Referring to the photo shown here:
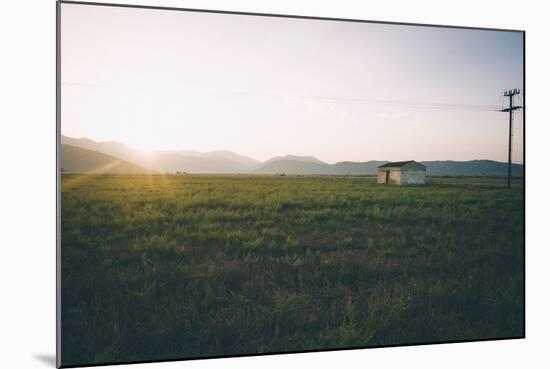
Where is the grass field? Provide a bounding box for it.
[61,174,524,366]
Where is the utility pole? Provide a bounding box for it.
[500,89,522,188]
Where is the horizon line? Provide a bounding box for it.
[60,134,524,165]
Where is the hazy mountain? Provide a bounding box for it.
[422,160,523,177]
[170,150,260,166]
[332,161,387,175]
[254,158,523,176]
[254,160,386,175]
[200,150,260,167]
[261,155,327,166]
[170,150,204,157]
[254,159,332,175]
[61,144,154,174]
[62,135,259,173]
[61,135,142,164]
[61,135,523,176]
[144,151,255,173]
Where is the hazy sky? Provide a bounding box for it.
[61,3,524,163]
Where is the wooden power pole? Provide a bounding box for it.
[500,89,522,188]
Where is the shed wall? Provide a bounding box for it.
[377,169,401,185]
[401,170,426,185]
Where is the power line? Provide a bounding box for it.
[297,96,499,111]
[203,90,500,111]
[62,81,502,112]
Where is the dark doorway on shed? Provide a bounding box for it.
[385,171,390,184]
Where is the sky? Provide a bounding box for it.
[60,3,524,164]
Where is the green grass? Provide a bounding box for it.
[61,174,524,366]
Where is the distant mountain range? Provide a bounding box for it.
[61,144,155,174]
[60,135,524,177]
[253,159,387,175]
[61,135,258,174]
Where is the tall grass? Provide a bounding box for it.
[61,175,524,365]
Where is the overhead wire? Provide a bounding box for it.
[62,81,515,113]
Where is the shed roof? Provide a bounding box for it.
[378,160,425,169]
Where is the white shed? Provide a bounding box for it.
[377,160,426,185]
